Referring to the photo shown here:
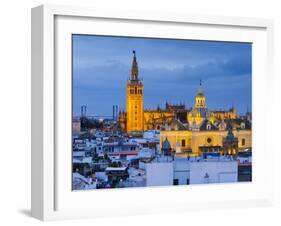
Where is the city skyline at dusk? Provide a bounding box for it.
[72,34,252,190]
[73,35,252,117]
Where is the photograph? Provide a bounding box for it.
[71,35,252,190]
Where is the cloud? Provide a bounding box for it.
[72,35,252,116]
[138,54,251,85]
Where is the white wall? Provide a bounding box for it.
[173,158,190,185]
[146,162,173,186]
[0,0,280,226]
[189,161,238,184]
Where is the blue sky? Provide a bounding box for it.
[72,35,252,117]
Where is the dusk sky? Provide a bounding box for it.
[72,35,252,117]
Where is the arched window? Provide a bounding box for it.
[242,138,246,146]
[135,87,137,94]
[241,122,245,129]
[206,123,211,130]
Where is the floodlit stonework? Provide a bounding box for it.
[119,51,251,156]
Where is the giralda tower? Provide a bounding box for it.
[126,51,144,132]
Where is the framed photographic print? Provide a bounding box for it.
[31,4,274,221]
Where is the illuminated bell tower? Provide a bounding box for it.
[126,51,144,132]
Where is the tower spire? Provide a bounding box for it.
[197,79,203,96]
[131,50,139,81]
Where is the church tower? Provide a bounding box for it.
[222,125,238,158]
[187,80,211,128]
[195,80,206,108]
[126,51,144,132]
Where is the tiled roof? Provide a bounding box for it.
[199,119,218,131]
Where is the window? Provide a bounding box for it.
[135,87,137,94]
[241,122,245,129]
[181,139,186,147]
[173,179,179,185]
[207,137,212,143]
[186,179,190,185]
[206,123,211,130]
[242,138,246,146]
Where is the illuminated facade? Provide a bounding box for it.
[143,111,175,131]
[160,128,251,156]
[120,50,251,155]
[160,82,252,156]
[212,108,237,120]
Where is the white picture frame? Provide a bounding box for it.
[31,4,274,221]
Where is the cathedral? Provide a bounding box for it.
[160,78,251,156]
[119,51,179,133]
[118,51,252,156]
[119,51,241,139]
